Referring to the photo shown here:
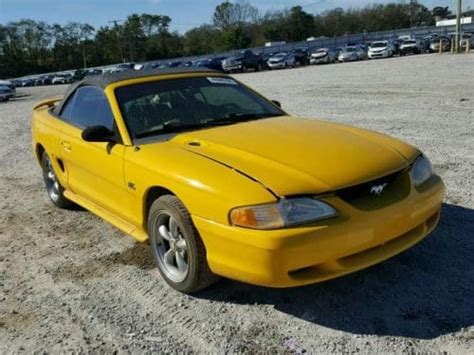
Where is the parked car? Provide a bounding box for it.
[86,69,103,76]
[0,85,14,101]
[419,37,431,53]
[0,80,16,95]
[32,67,445,293]
[391,39,402,55]
[34,75,53,86]
[168,61,183,68]
[429,37,450,53]
[357,44,368,59]
[291,48,309,66]
[368,41,394,59]
[143,62,161,70]
[72,69,86,82]
[400,39,422,55]
[338,46,364,62]
[262,51,278,69]
[222,50,264,73]
[309,48,337,64]
[52,75,72,85]
[195,57,226,72]
[267,52,296,69]
[461,33,473,50]
[111,63,135,73]
[21,79,35,87]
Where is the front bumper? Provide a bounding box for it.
[268,61,286,69]
[400,47,418,54]
[310,56,328,64]
[222,64,242,72]
[339,56,358,62]
[194,175,445,287]
[368,51,389,58]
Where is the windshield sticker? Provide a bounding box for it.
[206,77,237,85]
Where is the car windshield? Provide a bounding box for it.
[371,42,387,48]
[403,40,416,44]
[115,76,285,140]
[344,47,356,52]
[273,53,286,58]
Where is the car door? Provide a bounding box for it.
[58,85,131,222]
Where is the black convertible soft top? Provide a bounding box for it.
[76,67,218,89]
[55,67,219,114]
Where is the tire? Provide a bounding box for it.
[148,195,219,293]
[41,152,75,209]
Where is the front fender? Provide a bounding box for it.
[124,144,276,232]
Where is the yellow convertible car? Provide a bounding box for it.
[32,68,445,293]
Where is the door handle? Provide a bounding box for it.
[61,141,71,151]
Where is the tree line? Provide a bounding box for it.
[0,1,449,78]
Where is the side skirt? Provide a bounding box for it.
[63,190,148,242]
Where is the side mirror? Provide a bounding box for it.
[82,125,114,142]
[271,100,281,108]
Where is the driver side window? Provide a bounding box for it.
[60,86,115,131]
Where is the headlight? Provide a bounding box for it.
[411,155,433,187]
[229,198,337,229]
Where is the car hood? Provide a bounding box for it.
[168,116,419,196]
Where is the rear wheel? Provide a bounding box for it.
[148,195,219,293]
[41,152,74,209]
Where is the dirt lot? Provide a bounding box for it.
[1,53,473,353]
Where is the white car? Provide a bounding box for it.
[368,41,394,59]
[52,75,71,85]
[267,52,296,69]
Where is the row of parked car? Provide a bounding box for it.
[6,32,472,90]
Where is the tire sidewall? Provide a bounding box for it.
[148,197,201,293]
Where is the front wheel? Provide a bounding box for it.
[148,195,219,293]
[41,152,75,209]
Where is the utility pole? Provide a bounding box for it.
[82,44,87,69]
[455,0,462,53]
[109,19,125,63]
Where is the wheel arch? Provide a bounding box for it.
[143,186,176,232]
[35,143,45,165]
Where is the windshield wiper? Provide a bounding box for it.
[205,112,283,125]
[135,122,209,138]
[134,113,284,139]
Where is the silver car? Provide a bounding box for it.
[267,52,296,69]
[310,48,337,64]
[338,46,364,62]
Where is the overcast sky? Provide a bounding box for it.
[1,0,472,32]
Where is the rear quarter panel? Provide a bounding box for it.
[32,106,69,188]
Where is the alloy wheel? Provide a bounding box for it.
[154,213,189,283]
[45,158,60,202]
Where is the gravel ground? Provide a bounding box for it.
[1,53,473,353]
